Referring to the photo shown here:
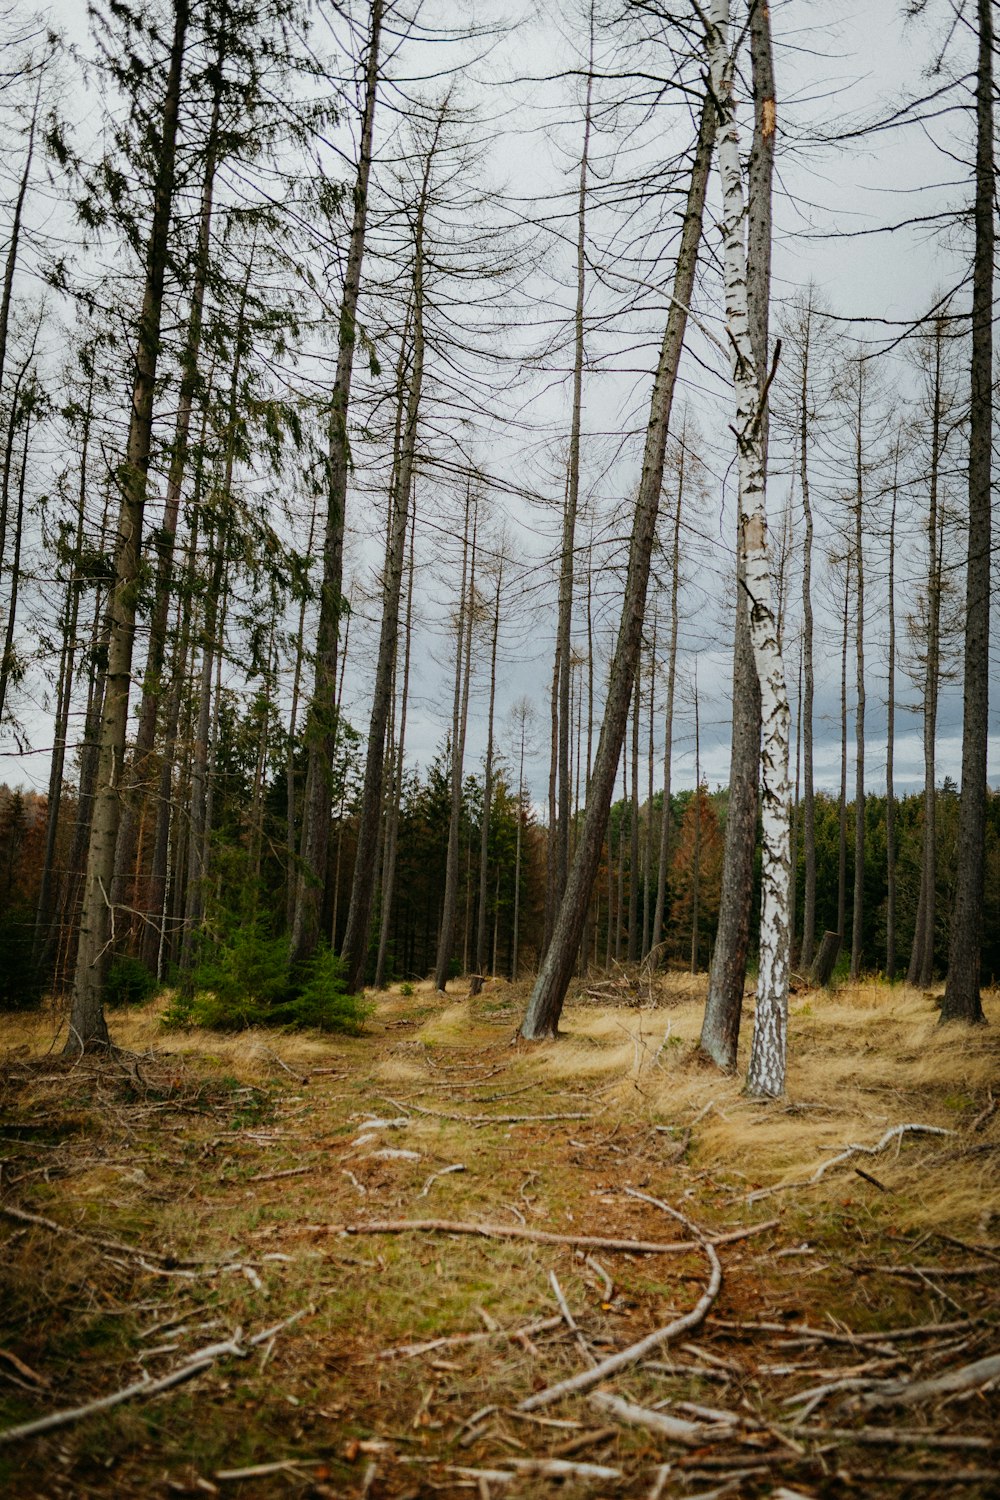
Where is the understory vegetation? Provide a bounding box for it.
[1,978,997,1495]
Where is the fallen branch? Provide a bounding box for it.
[377,1093,596,1126]
[0,1203,225,1269]
[589,1390,733,1445]
[709,1316,977,1347]
[316,1216,774,1257]
[747,1124,953,1202]
[794,1426,996,1452]
[518,1195,722,1411]
[550,1270,596,1367]
[0,1310,309,1445]
[378,1315,563,1360]
[856,1353,1000,1411]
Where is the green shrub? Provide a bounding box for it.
[163,925,368,1035]
[400,981,414,997]
[272,947,370,1034]
[105,956,158,1008]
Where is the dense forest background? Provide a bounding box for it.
[0,0,997,1028]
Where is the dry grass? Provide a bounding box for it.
[0,976,998,1497]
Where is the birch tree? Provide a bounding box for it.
[706,0,791,1098]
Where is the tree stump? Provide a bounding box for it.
[810,930,841,987]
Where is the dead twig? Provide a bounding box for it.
[747,1123,953,1202]
[854,1352,1000,1411]
[317,1215,774,1257]
[377,1093,597,1126]
[549,1269,596,1367]
[0,1309,310,1445]
[518,1194,722,1411]
[589,1391,734,1445]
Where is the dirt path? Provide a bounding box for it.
[1,981,998,1497]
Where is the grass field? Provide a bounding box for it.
[1,974,997,1497]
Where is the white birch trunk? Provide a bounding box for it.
[707,0,791,1098]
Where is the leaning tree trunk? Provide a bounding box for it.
[520,92,715,1039]
[68,0,189,1051]
[708,0,791,1099]
[699,0,773,1069]
[292,0,383,969]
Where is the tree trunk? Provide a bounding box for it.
[520,91,715,1038]
[476,556,503,974]
[942,0,992,1025]
[375,494,415,989]
[799,306,817,968]
[434,497,476,991]
[292,0,383,968]
[35,371,94,976]
[68,0,189,1050]
[708,0,791,1099]
[885,442,899,980]
[554,30,594,918]
[341,139,430,992]
[113,42,224,924]
[700,0,774,1069]
[651,452,682,957]
[850,370,866,981]
[627,664,640,962]
[909,319,945,989]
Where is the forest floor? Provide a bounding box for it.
[0,974,998,1500]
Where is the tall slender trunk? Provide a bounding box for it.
[293,0,383,968]
[837,563,849,948]
[789,639,801,963]
[35,372,94,974]
[909,321,945,989]
[521,93,715,1038]
[942,0,992,1025]
[850,373,866,981]
[179,266,250,970]
[799,308,817,967]
[690,673,701,973]
[114,35,225,920]
[708,0,790,1098]
[0,380,36,723]
[375,494,415,989]
[476,556,503,974]
[699,0,773,1069]
[285,500,317,930]
[68,0,189,1050]
[642,612,656,958]
[627,664,640,961]
[511,717,526,981]
[342,137,431,991]
[0,71,40,398]
[886,445,899,980]
[554,23,594,914]
[651,451,682,956]
[434,497,476,991]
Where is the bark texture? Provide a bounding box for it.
[708,0,791,1099]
